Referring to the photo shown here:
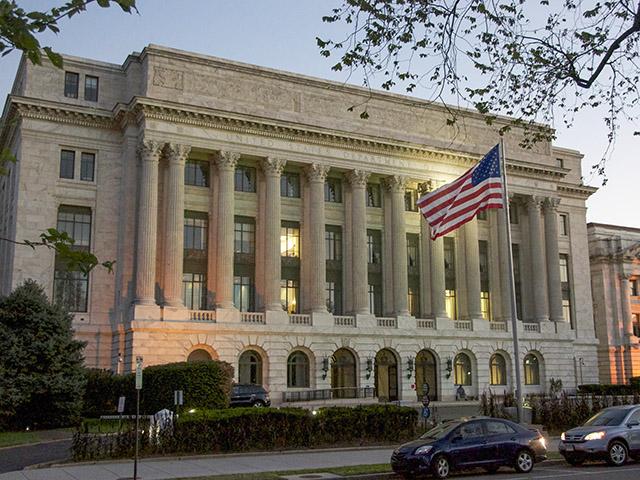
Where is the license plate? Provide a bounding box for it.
[566,445,575,451]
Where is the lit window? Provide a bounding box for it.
[182,272,206,310]
[84,75,99,102]
[60,150,75,179]
[454,353,472,386]
[490,354,507,385]
[287,351,310,388]
[64,72,79,98]
[185,160,209,187]
[80,153,95,182]
[281,172,300,198]
[479,240,491,319]
[280,278,299,314]
[445,290,457,320]
[281,224,300,257]
[366,183,381,207]
[324,177,342,203]
[444,237,457,319]
[235,166,256,192]
[408,286,420,317]
[524,354,540,385]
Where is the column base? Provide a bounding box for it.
[265,310,289,325]
[435,316,454,330]
[132,303,162,321]
[311,311,333,327]
[265,303,284,312]
[162,305,188,321]
[355,314,376,328]
[215,307,240,323]
[472,318,491,331]
[397,315,414,330]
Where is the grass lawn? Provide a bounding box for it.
[174,463,393,480]
[0,431,40,448]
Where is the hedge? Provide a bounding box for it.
[82,361,233,416]
[72,404,419,460]
[577,383,640,395]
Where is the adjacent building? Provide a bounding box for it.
[0,45,599,402]
[588,223,640,384]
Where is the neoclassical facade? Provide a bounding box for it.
[0,45,599,403]
[588,223,640,384]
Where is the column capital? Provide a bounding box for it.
[620,272,633,281]
[382,174,408,193]
[214,151,241,171]
[304,163,330,183]
[418,180,434,195]
[346,169,370,188]
[165,143,191,165]
[525,195,544,210]
[261,157,287,177]
[137,139,163,163]
[542,197,561,212]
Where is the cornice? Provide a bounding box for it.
[5,96,115,130]
[557,183,598,199]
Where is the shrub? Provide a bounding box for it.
[577,384,638,395]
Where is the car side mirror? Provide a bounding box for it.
[627,421,639,428]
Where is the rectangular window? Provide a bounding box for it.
[407,233,419,268]
[477,210,488,221]
[184,212,208,251]
[560,254,573,325]
[280,172,300,198]
[404,190,418,212]
[444,237,457,319]
[366,183,381,207]
[556,158,564,169]
[509,200,519,224]
[280,278,299,314]
[57,205,91,247]
[324,177,342,203]
[408,286,420,317]
[235,166,256,192]
[633,314,640,338]
[60,150,75,179]
[233,275,255,312]
[64,72,79,98]
[182,272,206,310]
[281,222,300,257]
[185,160,210,187]
[325,226,342,261]
[80,152,95,182]
[479,240,491,320]
[367,229,382,264]
[368,283,382,316]
[631,279,639,297]
[559,214,569,236]
[512,244,522,320]
[84,75,99,102]
[326,280,342,314]
[234,217,255,254]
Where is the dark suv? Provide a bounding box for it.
[230,384,271,407]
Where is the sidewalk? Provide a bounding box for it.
[0,437,561,480]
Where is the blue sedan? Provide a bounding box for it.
[390,417,547,479]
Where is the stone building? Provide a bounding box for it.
[588,223,640,384]
[0,45,599,403]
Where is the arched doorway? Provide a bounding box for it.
[415,349,438,401]
[238,350,263,385]
[331,348,357,398]
[187,349,212,362]
[375,349,398,402]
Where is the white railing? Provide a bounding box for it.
[523,322,540,333]
[241,312,265,324]
[189,310,216,322]
[377,317,397,328]
[454,320,473,331]
[490,322,507,332]
[334,315,356,327]
[289,314,312,326]
[417,319,435,329]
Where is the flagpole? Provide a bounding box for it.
[499,138,524,424]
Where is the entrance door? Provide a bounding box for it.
[415,349,438,401]
[375,349,398,402]
[331,348,357,398]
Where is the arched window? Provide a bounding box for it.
[454,353,472,386]
[239,350,263,385]
[524,354,540,385]
[187,349,212,362]
[490,354,507,385]
[287,351,310,388]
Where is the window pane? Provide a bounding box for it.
[235,166,256,192]
[281,173,300,198]
[60,150,75,179]
[281,225,300,257]
[80,153,95,181]
[64,72,79,98]
[185,160,210,187]
[84,75,99,101]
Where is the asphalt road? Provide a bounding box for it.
[0,439,71,473]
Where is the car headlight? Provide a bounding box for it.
[414,445,433,455]
[538,437,547,449]
[584,431,606,441]
[560,432,566,441]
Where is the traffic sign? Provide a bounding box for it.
[422,406,431,419]
[117,396,125,413]
[174,390,184,406]
[135,356,143,390]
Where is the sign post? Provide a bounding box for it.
[174,389,183,418]
[133,356,143,480]
[117,396,125,432]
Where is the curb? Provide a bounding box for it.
[0,437,71,451]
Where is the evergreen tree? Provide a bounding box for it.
[0,280,86,430]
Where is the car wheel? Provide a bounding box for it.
[252,400,265,408]
[431,455,450,479]
[607,441,628,466]
[566,457,584,466]
[514,449,534,473]
[484,466,500,474]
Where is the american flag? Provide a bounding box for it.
[418,145,503,240]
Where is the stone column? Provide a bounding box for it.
[430,233,448,318]
[163,143,191,307]
[261,157,286,311]
[621,273,635,339]
[497,202,513,321]
[543,198,564,322]
[214,151,240,309]
[304,164,331,313]
[346,169,370,315]
[135,139,163,305]
[526,196,549,321]
[418,183,432,318]
[463,219,482,319]
[383,175,409,316]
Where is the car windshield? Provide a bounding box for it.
[420,422,460,440]
[584,409,628,426]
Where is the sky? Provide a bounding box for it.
[1,0,637,228]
